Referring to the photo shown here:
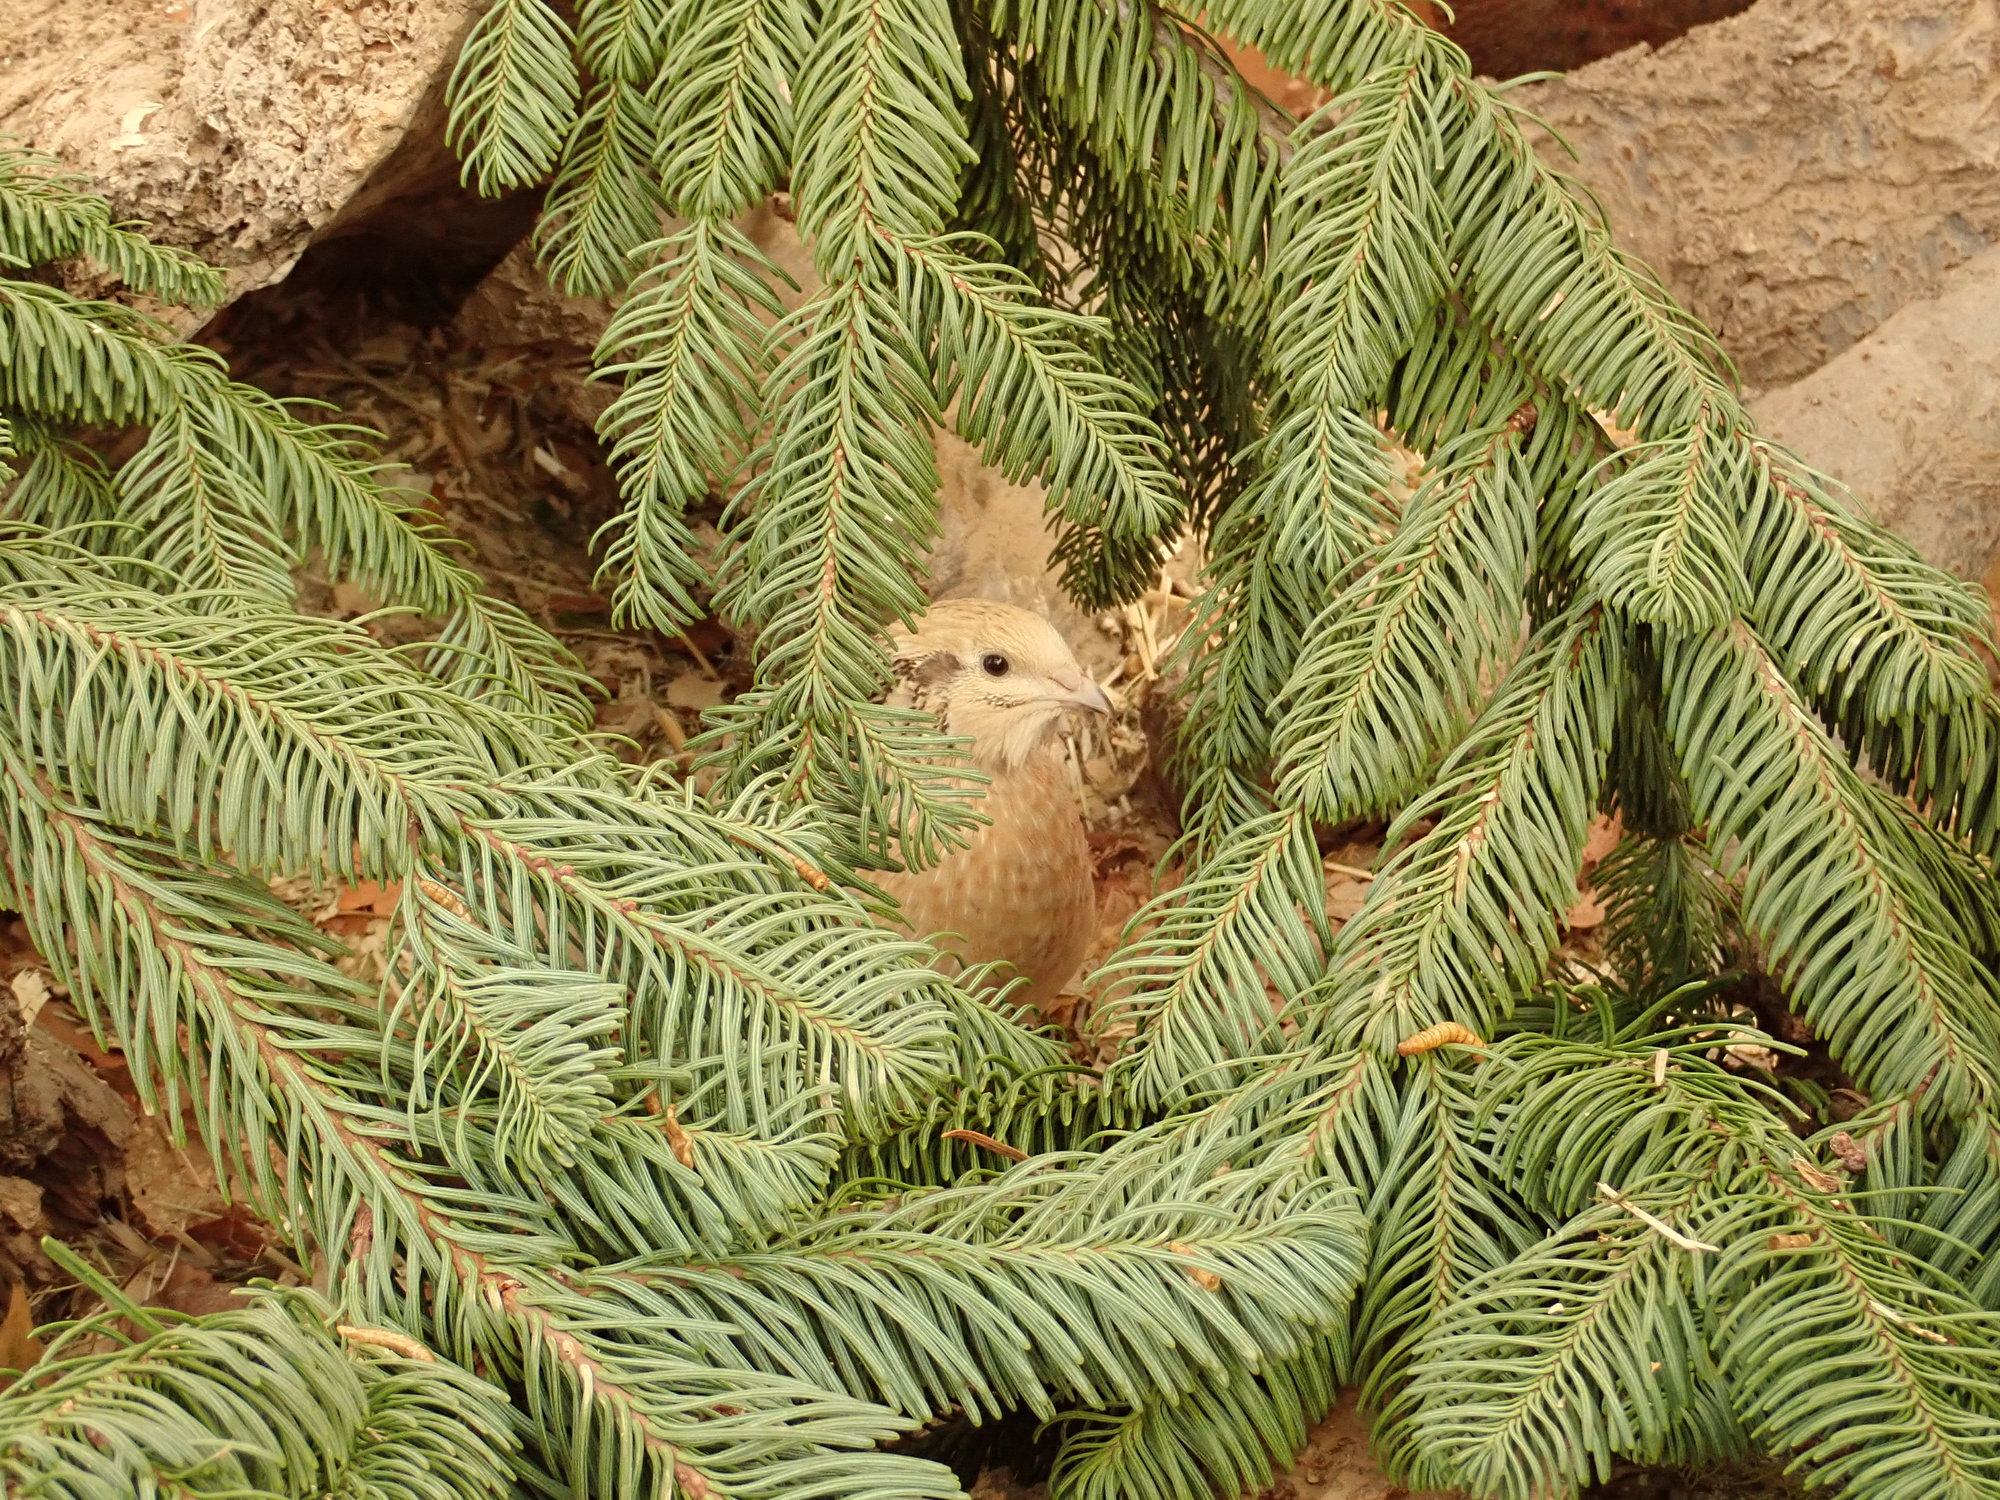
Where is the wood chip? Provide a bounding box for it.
[941,1129,1027,1162]
[337,1324,437,1362]
[666,672,726,710]
[1168,1242,1222,1291]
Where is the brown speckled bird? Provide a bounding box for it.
[875,599,1111,1013]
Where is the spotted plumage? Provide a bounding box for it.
[877,599,1110,1013]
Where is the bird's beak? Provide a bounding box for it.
[1063,680,1113,717]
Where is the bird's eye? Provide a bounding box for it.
[981,653,1010,678]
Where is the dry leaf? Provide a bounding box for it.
[1564,892,1607,930]
[125,1115,226,1239]
[329,581,377,615]
[1829,1131,1868,1173]
[1589,406,1644,449]
[334,881,401,918]
[8,970,49,1026]
[1581,813,1623,864]
[1325,878,1369,922]
[0,1285,42,1383]
[666,673,726,711]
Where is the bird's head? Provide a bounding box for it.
[890,599,1112,773]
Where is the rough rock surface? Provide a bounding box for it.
[1753,243,2000,582]
[1513,0,2000,391]
[1427,0,1757,78]
[0,0,492,325]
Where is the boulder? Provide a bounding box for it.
[1753,242,2000,583]
[0,0,499,327]
[1512,0,2000,390]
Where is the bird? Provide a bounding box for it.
[874,598,1111,1014]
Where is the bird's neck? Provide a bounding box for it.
[968,728,1066,779]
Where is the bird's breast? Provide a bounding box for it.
[877,750,1095,1013]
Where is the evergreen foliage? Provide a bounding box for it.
[1,0,1998,1492]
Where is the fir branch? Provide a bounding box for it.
[0,761,982,1500]
[577,0,671,81]
[0,147,227,308]
[1475,1029,1796,1224]
[446,0,582,196]
[1328,1059,1542,1410]
[0,1271,516,1500]
[190,378,596,729]
[1272,418,1538,824]
[1709,1175,2000,1500]
[1906,1118,2000,1305]
[0,588,527,884]
[2,418,127,555]
[791,0,971,276]
[536,78,669,298]
[1744,439,1993,721]
[978,0,1281,268]
[605,1121,1364,1426]
[1264,56,1455,413]
[547,1109,842,1261]
[113,397,299,603]
[709,276,982,866]
[1573,409,1750,632]
[1169,410,1397,807]
[1197,0,1440,96]
[1306,608,1620,1057]
[1594,832,1738,996]
[0,281,185,425]
[896,234,1182,605]
[592,220,788,633]
[1445,85,1737,438]
[3,281,592,726]
[1848,691,2000,863]
[1392,1192,1723,1498]
[1662,621,2000,1117]
[1048,1333,1342,1500]
[440,789,964,1139]
[1093,805,1327,1111]
[654,0,810,218]
[390,885,624,1177]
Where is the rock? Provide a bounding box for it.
[1513,0,2000,390]
[1752,243,2000,582]
[0,0,499,328]
[1435,0,1757,78]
